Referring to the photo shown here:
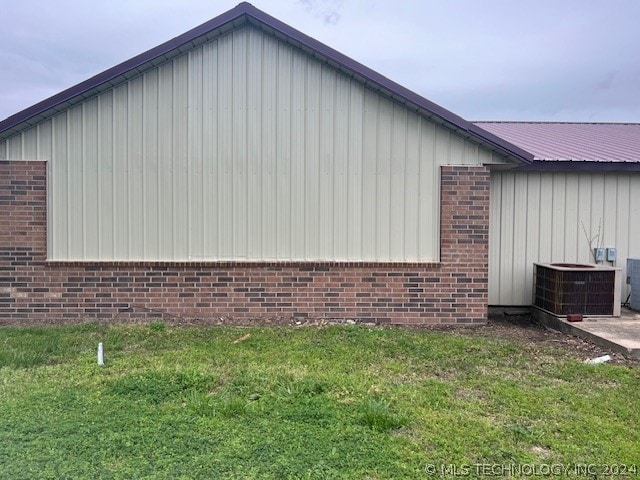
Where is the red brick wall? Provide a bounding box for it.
[0,161,489,325]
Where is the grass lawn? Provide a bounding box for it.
[1,323,639,479]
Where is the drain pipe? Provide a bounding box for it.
[97,342,104,366]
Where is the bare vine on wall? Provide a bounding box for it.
[581,218,603,263]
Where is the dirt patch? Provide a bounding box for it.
[473,314,638,366]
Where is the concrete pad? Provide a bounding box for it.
[533,307,640,359]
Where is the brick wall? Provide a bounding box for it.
[0,161,489,325]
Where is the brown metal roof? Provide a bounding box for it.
[475,122,640,163]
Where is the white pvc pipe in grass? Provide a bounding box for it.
[97,342,104,366]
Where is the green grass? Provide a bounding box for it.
[0,323,639,479]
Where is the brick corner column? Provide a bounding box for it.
[440,165,490,323]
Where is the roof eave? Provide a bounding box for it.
[0,3,254,138]
[514,160,640,172]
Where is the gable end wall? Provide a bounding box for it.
[0,25,509,264]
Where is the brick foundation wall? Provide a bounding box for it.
[0,161,489,325]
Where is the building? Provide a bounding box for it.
[477,122,640,308]
[4,3,636,325]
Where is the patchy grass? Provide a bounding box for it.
[0,323,638,479]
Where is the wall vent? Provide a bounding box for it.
[533,263,622,316]
[628,258,640,312]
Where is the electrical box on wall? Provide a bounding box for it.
[607,248,616,262]
[594,247,605,262]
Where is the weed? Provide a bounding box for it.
[359,397,408,432]
[217,395,248,417]
[148,321,167,332]
[107,370,216,404]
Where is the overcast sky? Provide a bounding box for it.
[2,0,639,123]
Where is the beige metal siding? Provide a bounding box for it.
[490,170,640,305]
[3,26,508,261]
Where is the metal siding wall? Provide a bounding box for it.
[202,41,219,259]
[52,114,68,259]
[361,88,377,259]
[98,93,114,259]
[246,32,261,258]
[418,121,437,259]
[629,179,640,274]
[7,135,22,158]
[403,112,420,257]
[334,74,350,257]
[113,83,129,259]
[488,173,502,303]
[616,177,631,276]
[375,96,392,259]
[5,25,505,261]
[390,104,407,259]
[318,65,333,259]
[490,170,640,305]
[83,98,99,260]
[524,173,541,298]
[157,63,174,259]
[277,40,293,258]
[232,30,248,259]
[143,69,160,259]
[290,48,306,259]
[67,105,84,258]
[172,55,189,259]
[261,34,277,258]
[304,55,321,258]
[23,128,38,158]
[186,52,198,258]
[346,81,364,258]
